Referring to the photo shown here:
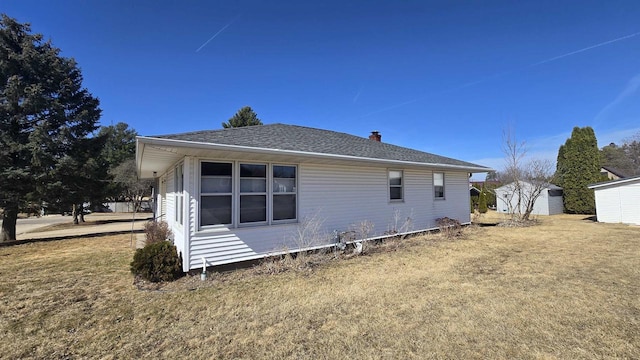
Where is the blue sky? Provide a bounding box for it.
[5,0,640,177]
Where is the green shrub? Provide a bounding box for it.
[478,189,488,213]
[130,241,183,282]
[143,220,173,245]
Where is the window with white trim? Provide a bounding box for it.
[199,162,297,228]
[273,165,296,221]
[434,172,445,199]
[200,162,233,226]
[240,163,267,224]
[174,163,184,225]
[389,170,403,201]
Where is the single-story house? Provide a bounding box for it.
[136,124,490,272]
[495,181,563,216]
[588,175,640,225]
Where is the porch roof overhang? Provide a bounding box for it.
[136,136,493,179]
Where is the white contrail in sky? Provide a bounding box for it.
[529,31,640,67]
[195,16,240,52]
[353,86,364,103]
[594,72,640,123]
[360,31,640,118]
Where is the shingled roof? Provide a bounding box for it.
[149,123,488,170]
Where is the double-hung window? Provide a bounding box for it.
[239,164,267,224]
[434,172,445,199]
[273,165,296,221]
[389,170,403,201]
[200,162,233,226]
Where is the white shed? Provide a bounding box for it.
[495,181,564,216]
[136,124,491,271]
[588,176,640,225]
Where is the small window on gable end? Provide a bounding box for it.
[434,172,444,199]
[389,170,403,201]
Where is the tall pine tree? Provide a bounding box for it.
[555,127,600,214]
[478,188,488,214]
[221,106,263,128]
[0,15,101,240]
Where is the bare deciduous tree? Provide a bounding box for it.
[501,128,555,222]
[111,159,153,212]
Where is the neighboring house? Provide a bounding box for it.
[495,182,564,216]
[588,175,640,225]
[600,166,629,180]
[136,124,490,272]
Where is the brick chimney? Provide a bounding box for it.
[369,131,381,142]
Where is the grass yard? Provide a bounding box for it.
[1,213,639,359]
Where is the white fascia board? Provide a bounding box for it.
[588,175,640,189]
[136,136,493,173]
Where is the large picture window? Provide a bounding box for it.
[434,172,445,199]
[201,162,233,226]
[389,170,403,201]
[199,161,297,228]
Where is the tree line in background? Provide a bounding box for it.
[600,134,640,177]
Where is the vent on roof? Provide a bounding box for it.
[369,131,381,142]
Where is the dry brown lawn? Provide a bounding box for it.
[1,212,639,359]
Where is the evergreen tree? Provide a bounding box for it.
[478,188,488,214]
[47,136,108,223]
[555,144,566,188]
[555,127,600,214]
[98,122,139,201]
[485,171,499,182]
[221,106,263,128]
[0,15,101,240]
[98,122,138,168]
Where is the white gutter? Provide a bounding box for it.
[137,136,493,173]
[588,175,640,189]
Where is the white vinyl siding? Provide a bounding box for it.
[593,181,640,225]
[184,161,472,270]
